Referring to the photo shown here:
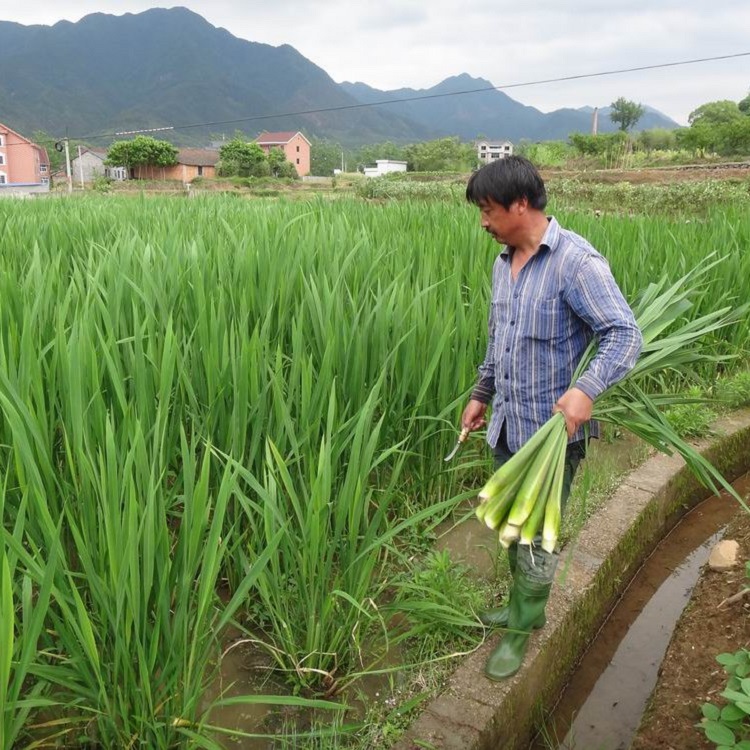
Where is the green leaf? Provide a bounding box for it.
[721,704,747,722]
[703,703,722,720]
[719,653,741,666]
[704,720,736,745]
[720,689,748,704]
[741,677,750,695]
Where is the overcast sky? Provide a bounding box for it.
[5,1,750,125]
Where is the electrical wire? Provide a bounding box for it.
[1,51,748,147]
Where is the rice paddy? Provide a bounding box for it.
[1,190,749,748]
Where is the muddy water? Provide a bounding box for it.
[206,637,403,748]
[531,473,750,750]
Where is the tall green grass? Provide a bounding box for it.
[0,194,748,745]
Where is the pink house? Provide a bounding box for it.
[0,122,50,188]
[255,131,311,177]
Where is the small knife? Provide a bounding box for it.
[444,427,470,462]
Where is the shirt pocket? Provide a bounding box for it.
[521,296,565,341]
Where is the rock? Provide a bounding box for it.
[709,540,740,571]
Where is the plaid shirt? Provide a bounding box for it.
[472,217,642,453]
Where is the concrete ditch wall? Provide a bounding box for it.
[393,409,750,750]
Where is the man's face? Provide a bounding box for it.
[478,197,523,246]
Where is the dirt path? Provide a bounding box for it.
[631,508,750,749]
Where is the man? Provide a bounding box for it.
[461,156,642,680]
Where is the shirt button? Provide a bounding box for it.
[510,320,516,326]
[505,347,510,353]
[514,293,519,299]
[504,374,509,380]
[504,397,510,403]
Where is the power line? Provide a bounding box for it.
[2,50,749,147]
[71,51,750,142]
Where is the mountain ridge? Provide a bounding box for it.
[0,7,678,146]
[339,76,679,141]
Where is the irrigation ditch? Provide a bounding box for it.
[393,409,750,750]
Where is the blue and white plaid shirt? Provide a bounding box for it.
[472,217,642,453]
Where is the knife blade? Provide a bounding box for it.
[444,427,470,462]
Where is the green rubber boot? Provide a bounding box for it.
[484,575,552,681]
[478,602,546,629]
[478,545,546,629]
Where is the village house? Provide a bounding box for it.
[363,159,408,178]
[476,139,514,164]
[70,147,127,183]
[255,131,310,177]
[135,148,219,182]
[0,122,50,195]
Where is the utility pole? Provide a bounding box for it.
[77,144,85,189]
[592,107,599,136]
[64,137,73,194]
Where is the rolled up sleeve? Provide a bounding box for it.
[471,294,496,404]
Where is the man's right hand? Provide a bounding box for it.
[461,399,488,432]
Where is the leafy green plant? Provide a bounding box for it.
[698,561,750,749]
[698,647,750,748]
[390,548,487,655]
[716,371,750,409]
[91,174,112,193]
[665,386,718,437]
[223,383,468,695]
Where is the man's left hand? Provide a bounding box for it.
[553,387,593,437]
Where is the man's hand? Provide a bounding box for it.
[553,387,593,437]
[461,399,488,432]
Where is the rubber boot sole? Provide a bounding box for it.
[484,632,532,681]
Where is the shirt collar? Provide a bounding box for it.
[500,216,560,258]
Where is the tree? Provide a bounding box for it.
[675,124,713,156]
[609,98,645,132]
[636,128,678,153]
[217,138,269,177]
[267,148,298,179]
[678,99,750,157]
[714,117,750,155]
[310,139,346,176]
[351,141,406,171]
[688,100,742,127]
[569,132,628,157]
[402,137,475,172]
[740,91,750,116]
[105,136,178,178]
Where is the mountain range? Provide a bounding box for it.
[0,7,678,147]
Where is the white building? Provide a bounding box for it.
[363,159,408,178]
[70,148,127,183]
[476,140,513,164]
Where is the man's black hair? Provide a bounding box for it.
[465,155,547,210]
